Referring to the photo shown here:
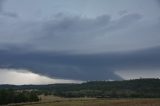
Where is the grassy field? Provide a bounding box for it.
[18,96,160,106]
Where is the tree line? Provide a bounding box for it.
[52,78,160,98]
[0,78,160,103]
[0,89,39,105]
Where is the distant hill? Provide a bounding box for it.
[0,78,160,98]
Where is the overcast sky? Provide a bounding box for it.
[0,0,160,84]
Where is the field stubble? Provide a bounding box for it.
[21,95,160,106]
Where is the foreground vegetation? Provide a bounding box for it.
[1,78,160,98]
[0,89,39,105]
[24,97,160,106]
[0,78,160,105]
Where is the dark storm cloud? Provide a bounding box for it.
[0,5,159,81]
[28,13,142,52]
[0,12,159,81]
[0,0,4,11]
[0,0,18,18]
[0,46,160,81]
[0,13,142,53]
[1,12,18,18]
[41,13,141,38]
[157,0,160,4]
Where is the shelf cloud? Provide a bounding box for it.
[0,0,160,84]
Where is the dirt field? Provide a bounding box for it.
[19,96,160,106]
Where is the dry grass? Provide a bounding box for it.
[22,96,160,106]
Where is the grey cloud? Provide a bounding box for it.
[0,0,159,82]
[41,13,141,37]
[0,12,159,81]
[42,14,111,37]
[157,0,160,4]
[0,12,159,53]
[0,0,4,11]
[1,12,18,18]
[0,46,160,80]
[0,13,143,53]
[0,0,18,18]
[29,13,142,52]
[155,0,160,8]
[118,10,128,16]
[107,14,142,31]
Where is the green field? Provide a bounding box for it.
[15,96,160,106]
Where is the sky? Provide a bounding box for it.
[0,0,160,85]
